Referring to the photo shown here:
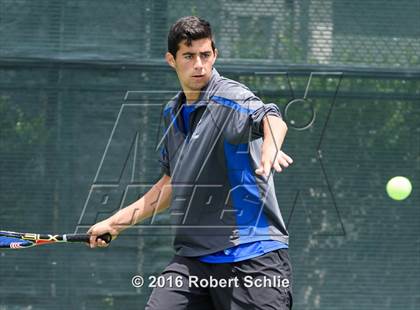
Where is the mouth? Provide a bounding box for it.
[192,74,205,78]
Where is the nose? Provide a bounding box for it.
[194,56,203,70]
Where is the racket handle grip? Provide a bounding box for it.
[66,233,112,244]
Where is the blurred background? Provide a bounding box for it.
[0,0,419,309]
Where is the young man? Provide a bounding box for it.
[88,16,293,310]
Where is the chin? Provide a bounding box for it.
[189,82,207,91]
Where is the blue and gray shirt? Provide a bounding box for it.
[160,68,289,258]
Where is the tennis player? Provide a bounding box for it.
[88,16,293,310]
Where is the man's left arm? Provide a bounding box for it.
[255,115,293,177]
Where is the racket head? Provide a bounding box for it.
[0,231,35,249]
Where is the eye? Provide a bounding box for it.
[184,54,192,60]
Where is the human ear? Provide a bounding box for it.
[212,48,218,63]
[165,52,176,69]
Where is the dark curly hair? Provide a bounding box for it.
[168,16,216,58]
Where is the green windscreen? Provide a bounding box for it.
[0,1,419,309]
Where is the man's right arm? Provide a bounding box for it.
[88,174,172,248]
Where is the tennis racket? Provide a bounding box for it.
[0,230,111,249]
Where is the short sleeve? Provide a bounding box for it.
[214,93,282,144]
[159,142,171,176]
[159,109,171,176]
[250,102,282,138]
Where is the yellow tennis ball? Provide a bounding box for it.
[386,176,412,201]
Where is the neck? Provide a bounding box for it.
[184,90,200,104]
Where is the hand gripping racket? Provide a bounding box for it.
[0,230,111,249]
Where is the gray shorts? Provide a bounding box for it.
[145,249,293,310]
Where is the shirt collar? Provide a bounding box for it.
[175,67,220,112]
